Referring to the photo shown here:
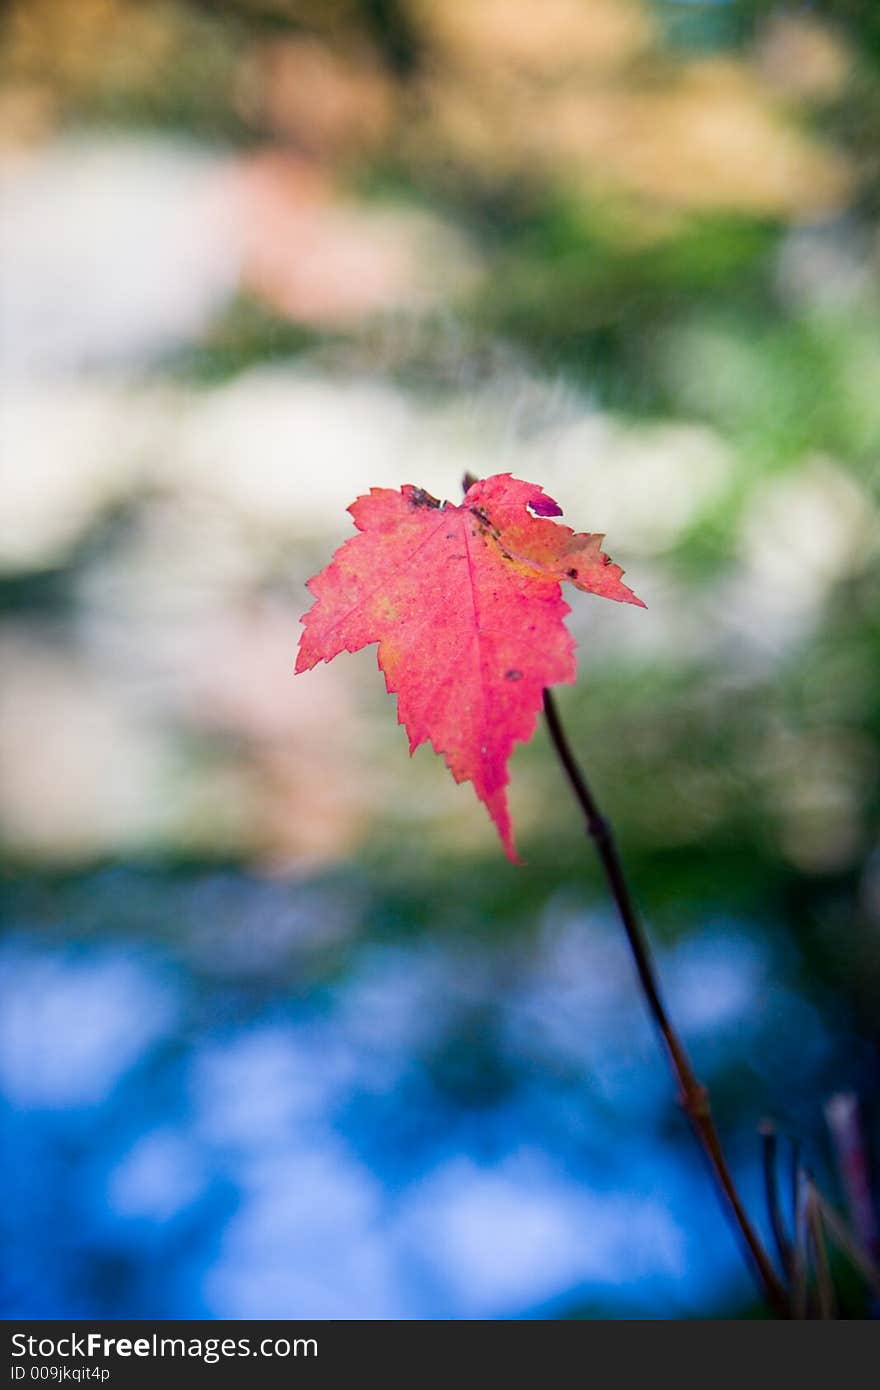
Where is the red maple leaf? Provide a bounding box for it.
[296,473,644,860]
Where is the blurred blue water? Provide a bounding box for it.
[0,868,831,1319]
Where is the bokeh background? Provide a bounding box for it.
[1,0,879,1319]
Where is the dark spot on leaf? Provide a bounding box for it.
[410,487,441,509]
[505,669,523,681]
[567,568,578,578]
[527,494,563,517]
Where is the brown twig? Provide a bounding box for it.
[542,686,789,1317]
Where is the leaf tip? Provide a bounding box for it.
[294,641,313,674]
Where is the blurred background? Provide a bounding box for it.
[1,0,879,1319]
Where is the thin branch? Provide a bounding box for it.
[542,686,789,1318]
[814,1189,880,1299]
[761,1120,794,1283]
[792,1160,809,1319]
[790,1138,802,1256]
[825,1092,879,1260]
[807,1181,836,1319]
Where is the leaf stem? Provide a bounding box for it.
[542,687,790,1317]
